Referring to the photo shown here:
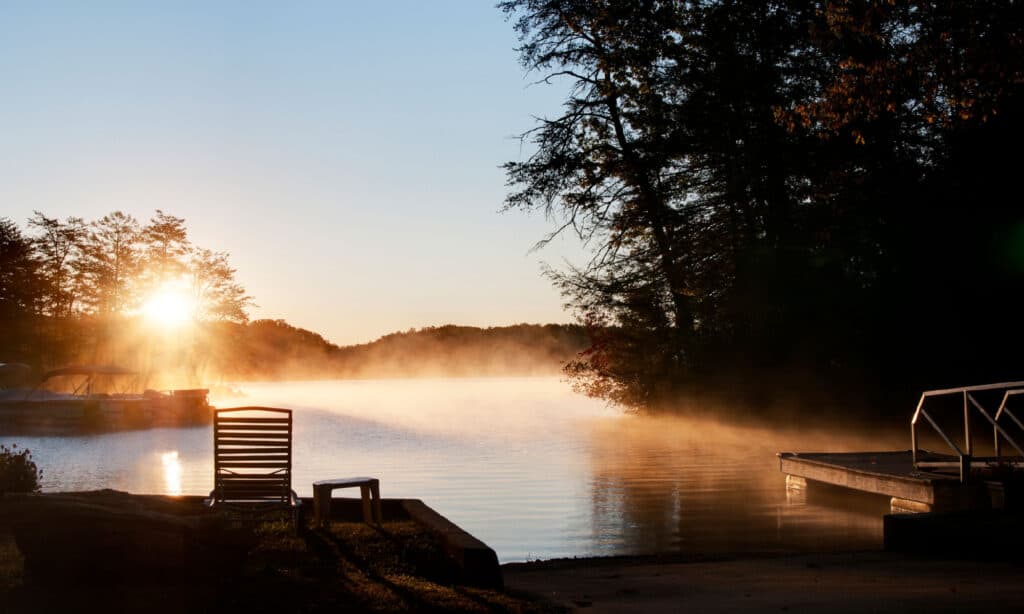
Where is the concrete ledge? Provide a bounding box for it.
[300,495,502,588]
[3,491,503,589]
[400,499,502,589]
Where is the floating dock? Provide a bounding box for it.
[778,450,994,512]
[780,381,1024,512]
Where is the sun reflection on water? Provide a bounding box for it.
[161,451,183,496]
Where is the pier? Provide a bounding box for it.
[778,450,992,512]
[779,382,1024,512]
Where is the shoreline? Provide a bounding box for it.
[503,549,1024,613]
[4,492,1024,611]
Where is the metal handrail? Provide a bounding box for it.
[994,389,1024,462]
[910,381,1024,482]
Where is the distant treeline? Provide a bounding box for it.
[202,321,589,382]
[1,209,588,385]
[1,211,250,327]
[1,210,250,382]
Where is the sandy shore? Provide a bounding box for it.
[503,551,1024,613]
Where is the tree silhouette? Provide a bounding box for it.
[189,248,253,323]
[141,209,191,291]
[78,211,141,316]
[503,0,1024,411]
[26,212,87,319]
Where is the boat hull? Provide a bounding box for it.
[0,389,212,435]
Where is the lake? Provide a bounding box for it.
[0,377,904,562]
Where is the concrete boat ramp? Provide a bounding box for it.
[779,381,1024,513]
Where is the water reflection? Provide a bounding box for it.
[160,451,182,496]
[0,377,905,562]
[584,414,899,556]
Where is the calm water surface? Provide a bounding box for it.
[1,377,903,562]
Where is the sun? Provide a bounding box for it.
[141,284,194,328]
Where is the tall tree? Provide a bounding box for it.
[501,0,701,405]
[78,211,141,315]
[502,1,832,406]
[505,0,1024,410]
[26,212,87,319]
[141,209,190,290]
[190,248,253,323]
[787,0,1024,387]
[0,217,42,320]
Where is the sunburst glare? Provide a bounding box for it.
[141,283,194,328]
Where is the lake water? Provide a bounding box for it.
[1,377,904,562]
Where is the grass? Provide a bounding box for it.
[0,519,559,613]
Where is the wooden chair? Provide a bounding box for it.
[205,407,301,528]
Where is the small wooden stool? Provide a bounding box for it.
[313,477,382,527]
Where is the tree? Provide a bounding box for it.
[501,1,703,405]
[0,217,42,318]
[26,212,87,318]
[77,211,142,315]
[504,1,1024,411]
[140,209,190,290]
[190,248,253,323]
[502,1,833,407]
[786,0,1024,387]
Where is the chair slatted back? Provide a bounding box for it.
[212,407,293,505]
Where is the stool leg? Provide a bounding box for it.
[370,481,383,524]
[314,487,331,529]
[359,484,372,523]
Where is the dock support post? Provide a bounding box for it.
[959,454,971,484]
[785,475,808,504]
[891,498,933,513]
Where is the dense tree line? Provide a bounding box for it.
[0,210,251,371]
[2,209,586,385]
[204,322,589,382]
[502,1,1023,413]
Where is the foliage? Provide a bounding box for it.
[503,0,1024,411]
[78,211,142,315]
[0,444,41,495]
[203,321,589,381]
[190,248,253,323]
[0,218,41,320]
[0,210,255,370]
[3,209,251,326]
[140,209,191,285]
[26,211,87,319]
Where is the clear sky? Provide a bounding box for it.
[0,1,585,345]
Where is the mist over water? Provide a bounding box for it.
[2,377,905,562]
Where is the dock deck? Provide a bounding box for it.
[778,450,993,512]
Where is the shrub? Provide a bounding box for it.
[0,444,42,494]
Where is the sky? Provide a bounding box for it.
[0,1,586,345]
